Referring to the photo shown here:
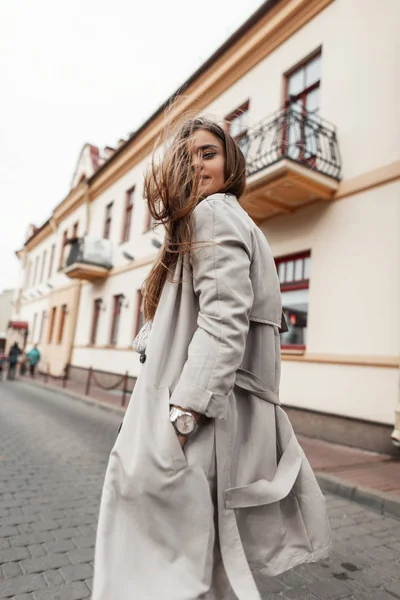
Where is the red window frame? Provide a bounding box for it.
[275,250,311,351]
[283,51,321,163]
[104,202,113,239]
[59,230,68,269]
[48,306,57,343]
[110,294,123,345]
[225,100,250,144]
[121,188,134,242]
[57,304,67,344]
[48,244,55,279]
[90,298,102,345]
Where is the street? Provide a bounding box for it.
[0,381,399,600]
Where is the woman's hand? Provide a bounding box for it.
[177,434,186,448]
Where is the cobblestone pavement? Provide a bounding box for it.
[0,381,399,600]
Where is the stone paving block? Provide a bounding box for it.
[67,548,94,565]
[44,539,75,554]
[31,521,60,533]
[2,561,23,578]
[21,553,71,574]
[306,577,354,599]
[32,581,90,600]
[0,525,19,537]
[12,594,34,600]
[53,528,83,540]
[42,569,64,587]
[0,546,30,563]
[0,537,11,549]
[384,580,400,598]
[60,563,93,582]
[1,515,37,527]
[71,535,95,549]
[282,587,320,599]
[84,578,93,592]
[0,573,47,597]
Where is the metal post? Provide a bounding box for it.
[121,371,129,407]
[85,366,92,396]
[63,363,69,389]
[44,364,49,383]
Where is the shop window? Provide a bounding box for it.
[276,251,311,350]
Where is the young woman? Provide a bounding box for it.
[92,118,331,600]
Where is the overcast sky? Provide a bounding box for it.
[0,0,265,293]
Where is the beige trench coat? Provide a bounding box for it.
[92,193,331,600]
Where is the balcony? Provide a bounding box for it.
[242,107,341,221]
[63,236,113,281]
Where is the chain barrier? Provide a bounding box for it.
[91,371,125,391]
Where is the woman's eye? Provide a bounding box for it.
[203,152,216,160]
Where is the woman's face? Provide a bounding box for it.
[190,129,225,198]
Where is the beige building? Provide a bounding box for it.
[0,289,15,351]
[10,0,400,453]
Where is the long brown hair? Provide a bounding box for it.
[142,116,246,322]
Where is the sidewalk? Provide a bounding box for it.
[12,373,400,520]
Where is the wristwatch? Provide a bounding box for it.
[169,406,198,436]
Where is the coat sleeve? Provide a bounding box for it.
[169,196,254,419]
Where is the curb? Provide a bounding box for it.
[316,472,400,521]
[15,378,126,417]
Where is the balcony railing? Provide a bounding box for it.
[244,106,341,181]
[63,236,113,281]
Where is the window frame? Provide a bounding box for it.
[121,187,134,243]
[57,304,67,344]
[72,221,79,239]
[275,250,311,352]
[48,244,55,279]
[103,202,113,240]
[39,310,46,343]
[39,250,47,284]
[225,100,250,145]
[59,230,69,270]
[90,298,102,345]
[31,313,37,343]
[284,50,321,113]
[110,294,123,345]
[48,306,57,343]
[33,255,40,286]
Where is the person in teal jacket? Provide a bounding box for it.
[27,344,41,378]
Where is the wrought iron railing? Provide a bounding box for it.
[65,236,113,270]
[244,106,341,180]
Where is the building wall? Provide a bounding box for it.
[261,180,400,424]
[0,289,15,350]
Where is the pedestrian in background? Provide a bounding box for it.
[93,117,331,600]
[27,344,41,378]
[7,342,21,380]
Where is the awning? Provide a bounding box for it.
[8,321,28,330]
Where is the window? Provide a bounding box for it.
[25,261,32,289]
[39,250,47,283]
[225,100,250,155]
[110,294,123,345]
[104,202,113,239]
[57,304,67,344]
[48,244,55,279]
[276,251,311,349]
[285,52,321,161]
[39,310,46,342]
[144,203,157,233]
[90,299,102,345]
[33,256,40,286]
[59,230,68,269]
[48,306,57,343]
[31,313,37,343]
[72,221,79,239]
[133,290,144,338]
[122,187,134,242]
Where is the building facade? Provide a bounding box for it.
[10,0,400,453]
[0,289,15,351]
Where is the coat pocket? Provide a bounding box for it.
[224,433,302,509]
[157,387,188,471]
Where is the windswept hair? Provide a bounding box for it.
[142,115,246,322]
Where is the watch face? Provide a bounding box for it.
[176,414,195,435]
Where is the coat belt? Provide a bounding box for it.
[234,368,280,406]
